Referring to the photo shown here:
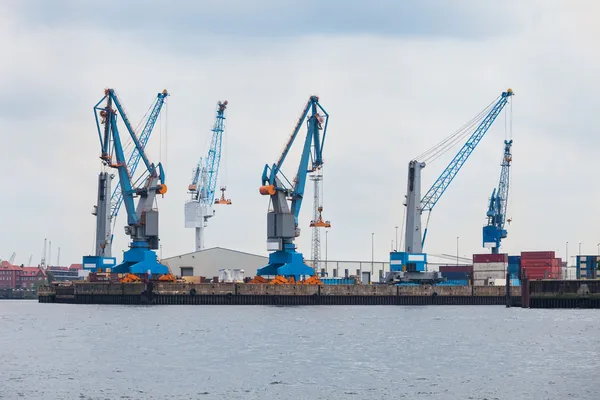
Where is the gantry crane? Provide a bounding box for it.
[89,90,168,271]
[483,139,513,253]
[185,100,231,252]
[387,89,514,283]
[83,88,169,275]
[257,95,329,281]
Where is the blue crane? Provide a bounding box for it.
[388,89,513,283]
[91,90,168,262]
[185,101,231,252]
[483,139,513,253]
[83,88,169,275]
[256,95,329,281]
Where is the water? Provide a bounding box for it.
[1,301,598,399]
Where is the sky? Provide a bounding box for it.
[1,0,599,267]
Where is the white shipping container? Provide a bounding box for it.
[473,279,488,286]
[473,262,507,272]
[473,271,505,280]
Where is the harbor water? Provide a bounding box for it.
[0,301,598,399]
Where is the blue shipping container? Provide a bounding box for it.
[436,280,469,286]
[321,278,355,285]
[508,256,521,265]
[441,272,470,280]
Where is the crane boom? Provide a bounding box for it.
[185,101,231,251]
[483,139,513,253]
[256,95,329,281]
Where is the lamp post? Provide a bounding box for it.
[325,231,329,275]
[566,241,569,280]
[395,226,399,251]
[456,236,459,266]
[371,233,375,276]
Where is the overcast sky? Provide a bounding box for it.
[1,0,599,267]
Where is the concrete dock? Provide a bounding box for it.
[36,279,600,308]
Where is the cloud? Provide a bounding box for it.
[1,1,600,269]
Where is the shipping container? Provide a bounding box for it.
[508,255,521,265]
[435,280,469,286]
[473,253,508,263]
[521,251,555,259]
[321,278,356,285]
[507,263,519,276]
[473,262,507,272]
[441,271,470,280]
[439,265,473,273]
[473,271,506,280]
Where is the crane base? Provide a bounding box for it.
[111,248,169,276]
[257,250,315,281]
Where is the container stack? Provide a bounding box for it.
[507,255,521,279]
[576,255,599,279]
[520,251,562,279]
[472,254,507,286]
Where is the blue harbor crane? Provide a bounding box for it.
[483,139,513,253]
[83,89,169,275]
[387,88,514,283]
[257,95,329,281]
[185,101,231,252]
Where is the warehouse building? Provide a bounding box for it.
[162,247,268,279]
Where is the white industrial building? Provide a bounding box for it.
[162,247,268,279]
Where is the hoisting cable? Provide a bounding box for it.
[415,97,500,164]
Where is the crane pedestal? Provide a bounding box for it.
[257,250,315,282]
[112,248,169,276]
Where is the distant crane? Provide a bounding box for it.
[309,173,331,275]
[56,247,61,266]
[40,238,47,268]
[387,89,514,283]
[257,95,329,281]
[9,252,16,265]
[28,254,33,267]
[185,100,231,252]
[91,89,169,265]
[483,139,513,253]
[83,88,169,275]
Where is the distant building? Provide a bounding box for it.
[161,247,391,282]
[0,261,47,289]
[47,264,84,282]
[162,247,268,279]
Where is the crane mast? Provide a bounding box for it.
[257,95,329,281]
[388,89,513,283]
[185,100,231,252]
[483,139,513,253]
[92,90,168,260]
[83,88,169,275]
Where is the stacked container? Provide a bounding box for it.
[439,265,473,282]
[507,255,521,279]
[576,255,599,279]
[472,254,507,286]
[520,251,561,279]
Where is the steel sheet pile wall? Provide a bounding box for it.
[472,254,507,286]
[439,265,473,282]
[521,251,561,280]
[576,255,599,279]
